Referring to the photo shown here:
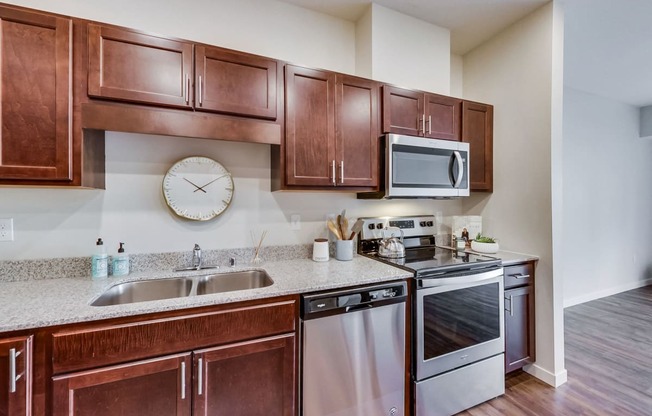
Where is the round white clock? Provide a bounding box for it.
[162,156,234,221]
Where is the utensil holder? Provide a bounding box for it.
[335,240,354,261]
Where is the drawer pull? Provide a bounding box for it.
[510,273,530,279]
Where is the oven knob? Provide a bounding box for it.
[376,223,384,229]
[368,223,375,230]
[426,221,434,227]
[419,221,427,227]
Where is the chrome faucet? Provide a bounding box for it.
[192,244,202,270]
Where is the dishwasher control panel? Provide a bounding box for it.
[302,282,407,318]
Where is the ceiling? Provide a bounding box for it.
[279,0,548,55]
[563,0,652,107]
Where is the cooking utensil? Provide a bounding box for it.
[378,227,406,258]
[328,219,342,240]
[348,219,363,240]
[340,216,349,239]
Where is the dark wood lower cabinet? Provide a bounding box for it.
[194,334,295,416]
[52,353,192,416]
[0,335,32,416]
[504,262,536,373]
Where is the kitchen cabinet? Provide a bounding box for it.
[52,353,192,416]
[0,335,32,416]
[504,261,536,373]
[281,64,379,189]
[462,100,493,192]
[382,85,462,141]
[88,24,277,120]
[0,6,73,182]
[49,296,297,415]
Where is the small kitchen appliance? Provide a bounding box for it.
[358,215,505,416]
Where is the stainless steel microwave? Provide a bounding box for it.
[360,134,470,199]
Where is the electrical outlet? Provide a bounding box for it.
[290,214,301,230]
[0,218,14,242]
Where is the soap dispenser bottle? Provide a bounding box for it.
[112,242,130,277]
[91,238,108,279]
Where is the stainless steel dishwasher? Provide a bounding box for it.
[301,281,407,416]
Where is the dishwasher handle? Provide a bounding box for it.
[345,304,373,313]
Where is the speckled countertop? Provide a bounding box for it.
[0,256,412,333]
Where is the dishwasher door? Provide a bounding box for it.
[301,283,406,416]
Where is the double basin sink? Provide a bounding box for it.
[91,270,273,307]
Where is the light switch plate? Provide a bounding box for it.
[0,218,14,242]
[290,214,301,230]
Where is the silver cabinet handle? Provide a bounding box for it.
[340,161,344,184]
[331,160,336,185]
[180,361,186,400]
[510,273,531,279]
[504,296,514,316]
[428,115,432,134]
[197,358,203,395]
[416,115,420,134]
[9,348,16,393]
[184,73,189,104]
[422,114,426,135]
[198,75,203,106]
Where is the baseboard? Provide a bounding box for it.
[524,363,567,387]
[564,278,652,308]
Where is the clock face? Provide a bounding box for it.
[162,156,234,221]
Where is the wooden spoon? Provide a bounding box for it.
[340,216,349,240]
[348,219,364,240]
[328,219,342,240]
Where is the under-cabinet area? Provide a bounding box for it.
[0,1,493,193]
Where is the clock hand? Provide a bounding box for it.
[183,177,207,193]
[193,174,231,192]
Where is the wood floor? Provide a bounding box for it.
[458,285,652,415]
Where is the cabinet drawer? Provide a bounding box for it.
[504,262,533,289]
[52,298,296,374]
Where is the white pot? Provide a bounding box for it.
[471,241,499,254]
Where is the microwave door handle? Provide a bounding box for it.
[452,151,464,188]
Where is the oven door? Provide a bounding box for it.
[386,134,469,198]
[415,267,504,380]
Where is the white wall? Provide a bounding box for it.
[0,0,462,260]
[563,88,652,306]
[450,54,464,97]
[462,3,567,386]
[366,4,450,94]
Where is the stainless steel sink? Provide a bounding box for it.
[91,278,193,306]
[196,270,274,295]
[90,270,274,306]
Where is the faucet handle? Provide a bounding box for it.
[194,244,201,251]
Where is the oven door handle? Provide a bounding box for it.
[418,268,503,289]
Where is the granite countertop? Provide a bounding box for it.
[0,255,412,333]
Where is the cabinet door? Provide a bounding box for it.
[425,93,462,141]
[285,65,335,186]
[0,336,32,416]
[462,101,493,192]
[505,285,535,373]
[195,46,277,119]
[335,74,379,187]
[52,353,191,416]
[193,334,295,416]
[88,24,193,109]
[382,85,423,136]
[0,8,72,181]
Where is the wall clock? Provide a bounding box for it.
[162,156,234,221]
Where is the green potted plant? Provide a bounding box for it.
[471,233,499,253]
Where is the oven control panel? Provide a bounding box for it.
[358,215,437,241]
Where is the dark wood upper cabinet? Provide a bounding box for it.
[88,24,194,109]
[382,86,423,137]
[336,74,379,188]
[504,262,536,374]
[284,65,336,187]
[383,85,461,141]
[280,65,379,190]
[0,7,72,182]
[193,334,295,416]
[462,101,493,192]
[425,93,462,141]
[0,335,32,416]
[52,353,192,416]
[195,46,277,119]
